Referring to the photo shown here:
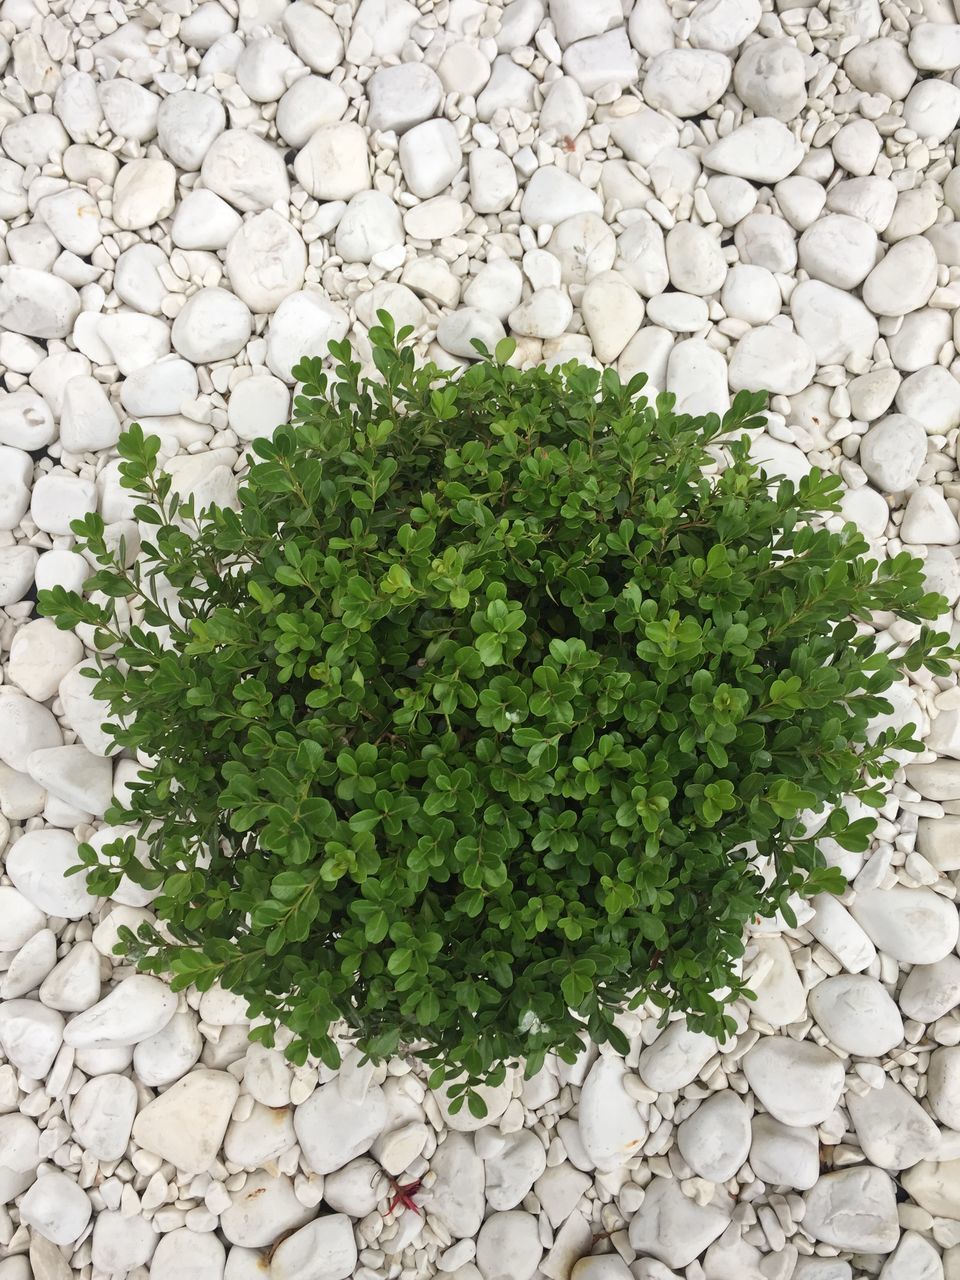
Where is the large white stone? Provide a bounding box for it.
[807,975,903,1056]
[18,1169,91,1246]
[225,210,307,313]
[520,166,602,229]
[64,974,177,1048]
[741,1038,844,1126]
[156,89,226,171]
[862,237,938,316]
[70,1072,138,1159]
[0,999,64,1077]
[172,287,253,363]
[577,1055,647,1172]
[220,1170,313,1247]
[294,1078,388,1174]
[476,1210,543,1280]
[0,886,46,951]
[295,122,371,201]
[111,158,177,231]
[265,290,349,382]
[628,1178,731,1269]
[5,828,96,918]
[850,885,959,963]
[0,266,81,339]
[702,118,803,183]
[676,1090,751,1183]
[750,1115,820,1190]
[150,1227,225,1280]
[928,1046,960,1131]
[643,49,731,116]
[846,1078,939,1170]
[638,1020,718,1092]
[857,414,927,493]
[899,954,960,1022]
[803,1168,900,1252]
[201,130,291,212]
[423,1131,486,1238]
[269,1215,357,1280]
[133,1067,239,1174]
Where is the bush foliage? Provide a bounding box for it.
[39,315,955,1103]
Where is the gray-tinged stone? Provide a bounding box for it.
[846,1078,940,1170]
[294,1078,388,1173]
[802,1168,899,1252]
[627,1177,731,1269]
[676,1091,751,1183]
[423,1132,485,1238]
[741,1038,844,1126]
[850,885,959,963]
[750,1115,820,1190]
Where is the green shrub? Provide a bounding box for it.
[39,315,955,1105]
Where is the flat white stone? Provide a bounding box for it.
[64,974,177,1048]
[436,307,506,359]
[790,280,879,365]
[746,935,806,1026]
[665,222,727,295]
[903,79,960,145]
[335,190,403,264]
[38,939,101,1012]
[484,1129,547,1211]
[423,1131,486,1237]
[615,218,669,296]
[59,662,122,756]
[468,149,518,214]
[223,1100,296,1168]
[201,130,291,212]
[133,1067,239,1174]
[928,1046,960,1131]
[803,1168,899,1253]
[628,1178,731,1270]
[276,76,349,148]
[150,1226,225,1280]
[676,1090,751,1183]
[236,35,306,104]
[294,1077,388,1174]
[121,358,199,418]
[133,1009,203,1087]
[295,122,371,201]
[220,1170,313,1247]
[901,1159,960,1218]
[322,1157,382,1217]
[561,28,638,96]
[734,38,807,120]
[465,259,524,321]
[0,999,64,1077]
[581,272,644,361]
[638,1020,718,1092]
[851,885,959,963]
[702,118,803,183]
[224,210,307,313]
[282,1,345,72]
[111,158,176,231]
[807,974,903,1056]
[90,1210,158,1274]
[899,954,960,1022]
[608,106,679,166]
[0,885,46,951]
[862,236,938,316]
[520,166,602,229]
[900,487,960,546]
[399,119,462,200]
[642,49,732,116]
[70,1072,138,1159]
[265,290,349,382]
[750,1115,820,1190]
[5,828,96,918]
[26,744,112,815]
[171,288,253,363]
[270,1215,357,1280]
[366,62,443,134]
[667,338,729,418]
[18,1169,91,1246]
[857,414,927,493]
[741,1037,844,1126]
[798,213,878,288]
[476,1210,543,1280]
[846,1077,941,1170]
[0,387,55,451]
[807,895,876,973]
[0,265,81,339]
[729,326,815,396]
[577,1055,647,1172]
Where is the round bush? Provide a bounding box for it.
[39,316,955,1105]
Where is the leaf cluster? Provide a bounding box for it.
[38,313,957,1099]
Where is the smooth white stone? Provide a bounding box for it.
[862,236,938,316]
[798,214,879,289]
[295,122,371,201]
[808,974,903,1056]
[155,88,226,171]
[64,974,177,1048]
[581,271,644,361]
[734,37,807,119]
[741,1038,844,1126]
[38,939,101,1012]
[638,1020,718,1092]
[133,1009,204,1086]
[423,1131,486,1237]
[928,1046,960,1131]
[608,107,679,165]
[322,1157,380,1217]
[220,1170,313,1247]
[0,266,81,339]
[0,999,64,1077]
[484,1129,547,1211]
[577,1055,647,1172]
[561,27,638,95]
[615,218,669,296]
[468,148,518,214]
[225,210,307,313]
[643,49,731,116]
[896,366,960,434]
[899,954,960,1022]
[70,1072,138,1159]
[0,387,55,450]
[235,35,306,103]
[900,487,960,546]
[276,76,348,148]
[847,1077,943,1170]
[436,307,506,359]
[750,1115,820,1190]
[666,338,729,418]
[665,222,727,295]
[807,895,876,973]
[464,259,524,321]
[5,828,95,918]
[366,63,443,134]
[476,1210,543,1280]
[0,886,46,952]
[790,279,879,365]
[903,79,960,145]
[509,288,573,339]
[58,662,121,757]
[398,119,462,200]
[747,936,806,1026]
[628,1178,731,1270]
[676,1090,751,1183]
[702,118,803,183]
[335,190,403,264]
[294,1077,388,1173]
[729,326,815,396]
[121,358,199,418]
[851,885,959,962]
[269,1215,357,1280]
[520,166,603,229]
[8,620,81,704]
[803,1168,899,1253]
[265,290,349,382]
[172,288,253,363]
[223,1100,296,1168]
[201,130,291,212]
[282,1,344,72]
[857,414,927,493]
[111,158,176,231]
[18,1169,91,1246]
[90,1210,158,1274]
[150,1227,225,1280]
[133,1067,239,1174]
